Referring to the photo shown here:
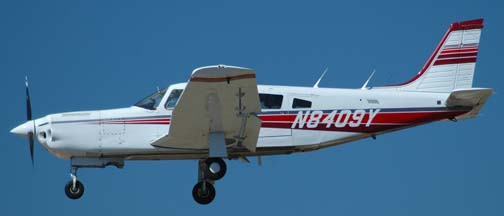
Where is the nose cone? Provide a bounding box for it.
[10,121,34,138]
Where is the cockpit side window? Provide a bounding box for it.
[134,88,167,110]
[165,89,183,109]
[292,98,312,109]
[259,93,283,109]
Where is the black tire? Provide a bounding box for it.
[65,180,84,200]
[204,158,227,180]
[192,181,216,205]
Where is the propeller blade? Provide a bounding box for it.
[26,76,32,120]
[29,133,34,167]
[25,76,35,167]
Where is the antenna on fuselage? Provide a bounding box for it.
[360,69,376,90]
[313,67,328,88]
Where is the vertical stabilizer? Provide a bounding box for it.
[389,19,484,92]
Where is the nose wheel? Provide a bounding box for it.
[192,157,227,205]
[65,180,84,199]
[64,167,84,199]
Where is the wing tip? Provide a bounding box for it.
[192,65,252,74]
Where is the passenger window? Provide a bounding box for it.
[165,89,183,109]
[259,94,283,109]
[292,98,312,108]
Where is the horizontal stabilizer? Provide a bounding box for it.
[446,88,492,119]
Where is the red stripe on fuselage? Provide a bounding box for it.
[97,109,468,131]
[258,110,467,133]
[102,118,171,125]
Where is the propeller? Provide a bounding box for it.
[25,76,35,166]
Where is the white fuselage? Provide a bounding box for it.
[30,82,465,161]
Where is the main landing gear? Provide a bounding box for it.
[192,157,227,205]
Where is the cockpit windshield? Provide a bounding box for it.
[134,88,167,110]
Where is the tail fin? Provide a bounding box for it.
[391,19,484,92]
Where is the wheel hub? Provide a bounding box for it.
[209,162,221,174]
[70,187,80,194]
[198,188,209,197]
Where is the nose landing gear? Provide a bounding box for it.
[64,167,84,199]
[62,157,124,200]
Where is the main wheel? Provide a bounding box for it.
[64,180,84,200]
[204,158,227,180]
[192,181,216,205]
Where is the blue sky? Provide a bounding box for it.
[1,0,502,215]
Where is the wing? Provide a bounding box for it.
[151,65,261,155]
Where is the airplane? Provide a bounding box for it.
[10,18,492,205]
